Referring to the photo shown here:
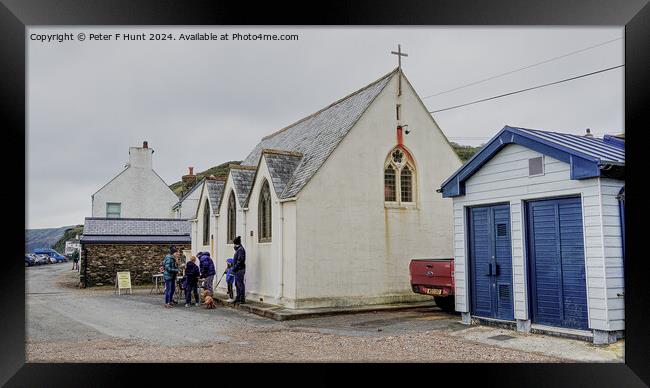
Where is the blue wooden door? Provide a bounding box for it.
[469,204,514,321]
[527,197,589,330]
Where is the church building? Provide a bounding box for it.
[192,66,462,309]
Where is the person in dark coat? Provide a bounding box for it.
[198,252,216,295]
[163,246,180,308]
[231,236,246,304]
[183,255,200,307]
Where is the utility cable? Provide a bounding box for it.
[422,36,622,100]
[429,64,623,114]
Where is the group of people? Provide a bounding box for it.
[161,236,246,309]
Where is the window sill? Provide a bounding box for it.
[384,203,418,210]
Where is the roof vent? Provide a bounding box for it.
[584,129,593,138]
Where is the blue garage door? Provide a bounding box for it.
[468,204,514,321]
[527,197,589,330]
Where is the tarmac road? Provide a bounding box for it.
[26,264,622,362]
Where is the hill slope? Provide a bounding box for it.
[52,225,84,253]
[169,160,241,197]
[25,226,74,253]
[450,142,483,163]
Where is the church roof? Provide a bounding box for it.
[263,150,303,197]
[241,68,397,198]
[230,166,256,207]
[205,179,226,213]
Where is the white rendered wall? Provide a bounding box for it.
[175,182,203,219]
[193,188,218,268]
[450,143,623,331]
[294,73,461,308]
[214,173,247,296]
[92,147,177,218]
[241,158,282,305]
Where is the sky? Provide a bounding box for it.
[27,26,624,229]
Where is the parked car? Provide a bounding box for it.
[33,248,67,263]
[409,258,455,312]
[24,254,36,267]
[33,254,50,265]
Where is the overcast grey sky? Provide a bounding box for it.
[27,27,623,229]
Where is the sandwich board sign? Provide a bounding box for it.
[115,271,132,295]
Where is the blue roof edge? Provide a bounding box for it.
[439,126,609,198]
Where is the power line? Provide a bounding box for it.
[429,64,623,114]
[422,36,622,100]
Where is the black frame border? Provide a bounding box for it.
[2,0,649,386]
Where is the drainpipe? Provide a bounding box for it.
[276,201,284,303]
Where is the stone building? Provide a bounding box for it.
[191,68,462,308]
[80,218,191,287]
[91,141,178,219]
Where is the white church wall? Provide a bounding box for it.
[92,146,177,219]
[281,200,298,305]
[294,73,461,308]
[241,158,282,305]
[214,174,247,294]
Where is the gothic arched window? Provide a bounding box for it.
[202,198,210,245]
[227,191,236,244]
[258,180,272,242]
[384,147,416,205]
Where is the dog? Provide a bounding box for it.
[203,294,216,309]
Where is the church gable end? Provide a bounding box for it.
[240,69,397,200]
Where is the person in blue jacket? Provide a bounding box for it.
[231,236,246,305]
[183,255,200,307]
[225,258,235,302]
[198,252,216,295]
[163,246,180,308]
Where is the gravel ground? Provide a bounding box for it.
[27,329,560,362]
[26,265,609,363]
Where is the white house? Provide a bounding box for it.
[173,174,205,219]
[191,68,462,309]
[91,141,178,219]
[64,235,81,255]
[438,126,625,344]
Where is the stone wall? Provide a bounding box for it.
[81,243,189,287]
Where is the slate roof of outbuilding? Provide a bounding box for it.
[82,218,191,236]
[240,68,397,198]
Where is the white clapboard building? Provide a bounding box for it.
[439,126,625,344]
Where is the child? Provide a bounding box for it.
[184,255,200,307]
[225,258,235,303]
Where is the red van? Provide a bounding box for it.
[409,258,455,312]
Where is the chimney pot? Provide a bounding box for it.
[143,141,148,148]
[189,166,194,175]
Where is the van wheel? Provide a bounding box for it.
[434,296,455,312]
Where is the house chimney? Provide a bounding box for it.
[128,142,153,169]
[182,166,197,188]
[584,128,594,138]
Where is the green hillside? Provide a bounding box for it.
[450,142,483,163]
[52,225,84,254]
[169,160,241,197]
[25,226,74,253]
